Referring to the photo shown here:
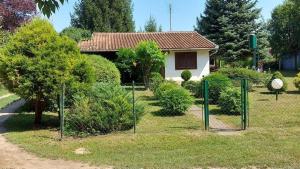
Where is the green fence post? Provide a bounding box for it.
[204,80,209,130]
[241,79,248,130]
[132,81,136,134]
[201,81,204,122]
[59,83,65,140]
[246,79,249,128]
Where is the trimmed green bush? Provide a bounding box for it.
[181,70,192,81]
[86,55,121,84]
[267,71,287,92]
[294,72,300,90]
[182,81,202,97]
[154,81,178,98]
[218,67,267,84]
[218,88,241,115]
[203,73,233,103]
[65,83,144,135]
[158,86,194,115]
[149,72,164,92]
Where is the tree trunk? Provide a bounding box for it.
[34,94,43,126]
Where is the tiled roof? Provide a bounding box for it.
[79,31,217,52]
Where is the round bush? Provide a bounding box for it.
[149,72,164,92]
[181,70,192,81]
[267,71,287,92]
[65,83,144,135]
[154,81,178,98]
[294,72,300,90]
[218,87,241,115]
[203,73,233,103]
[158,86,194,115]
[85,55,121,84]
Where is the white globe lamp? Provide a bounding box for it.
[271,78,283,100]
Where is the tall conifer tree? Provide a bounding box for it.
[71,0,135,32]
[195,0,269,66]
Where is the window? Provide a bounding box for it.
[175,52,197,70]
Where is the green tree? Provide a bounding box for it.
[116,48,137,79]
[35,0,67,17]
[195,0,269,66]
[71,0,135,32]
[0,19,92,125]
[60,27,91,42]
[144,16,160,32]
[269,0,300,70]
[135,41,165,89]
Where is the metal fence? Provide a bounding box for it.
[202,79,249,131]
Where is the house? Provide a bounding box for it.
[79,31,218,82]
[280,52,300,70]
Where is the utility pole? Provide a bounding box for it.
[169,2,172,31]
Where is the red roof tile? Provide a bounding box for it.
[79,31,217,52]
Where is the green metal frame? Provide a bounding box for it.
[59,83,65,140]
[241,79,249,130]
[132,81,136,134]
[203,80,209,130]
[203,79,249,131]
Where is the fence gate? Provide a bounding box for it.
[203,79,249,131]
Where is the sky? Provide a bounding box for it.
[47,0,285,33]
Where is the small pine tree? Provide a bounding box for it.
[144,15,159,32]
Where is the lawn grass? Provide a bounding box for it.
[3,74,300,168]
[0,94,20,109]
[0,86,10,96]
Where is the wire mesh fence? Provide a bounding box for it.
[201,78,249,131]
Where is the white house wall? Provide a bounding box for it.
[165,50,210,82]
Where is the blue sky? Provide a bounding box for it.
[47,0,285,32]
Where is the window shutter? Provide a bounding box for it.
[175,52,197,70]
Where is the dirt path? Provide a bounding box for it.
[0,100,110,169]
[189,105,242,135]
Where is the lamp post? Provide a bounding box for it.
[271,78,284,101]
[249,32,257,70]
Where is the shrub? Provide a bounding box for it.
[65,83,144,135]
[181,70,192,81]
[203,73,233,103]
[267,71,287,92]
[218,88,241,115]
[158,86,194,115]
[60,27,91,42]
[294,72,300,90]
[154,81,178,98]
[149,72,164,92]
[182,81,202,97]
[218,67,267,84]
[86,55,121,84]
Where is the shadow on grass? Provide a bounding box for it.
[151,110,185,117]
[256,99,270,102]
[169,126,199,130]
[260,91,278,95]
[286,91,300,95]
[3,113,59,133]
[210,108,240,116]
[139,95,156,101]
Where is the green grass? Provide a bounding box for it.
[3,74,300,168]
[0,87,10,96]
[0,94,20,109]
